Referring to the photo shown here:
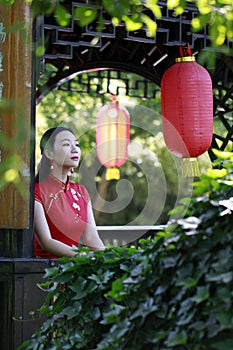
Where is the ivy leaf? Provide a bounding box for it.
[44,266,59,278]
[191,286,210,303]
[212,339,233,350]
[166,329,188,346]
[177,216,201,230]
[102,304,125,324]
[53,272,73,283]
[130,297,157,320]
[219,198,233,211]
[107,274,127,300]
[216,310,233,328]
[206,271,233,283]
[177,277,199,288]
[63,301,82,320]
[90,307,101,320]
[109,318,131,339]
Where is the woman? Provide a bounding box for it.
[34,126,105,258]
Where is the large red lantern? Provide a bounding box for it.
[96,98,130,180]
[161,45,213,175]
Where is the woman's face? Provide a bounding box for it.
[50,130,81,169]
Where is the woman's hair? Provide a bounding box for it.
[35,126,75,183]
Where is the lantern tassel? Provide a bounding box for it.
[106,167,120,181]
[181,158,200,177]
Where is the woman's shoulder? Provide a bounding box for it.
[34,178,49,192]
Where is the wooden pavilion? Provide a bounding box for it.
[0,1,232,349]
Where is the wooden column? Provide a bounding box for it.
[0,4,45,349]
[0,0,33,257]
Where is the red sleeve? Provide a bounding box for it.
[34,182,42,203]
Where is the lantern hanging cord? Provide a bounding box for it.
[109,93,117,103]
[176,43,195,63]
[179,43,192,57]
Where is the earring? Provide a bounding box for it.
[50,160,54,170]
[70,167,74,173]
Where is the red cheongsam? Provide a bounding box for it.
[34,175,90,258]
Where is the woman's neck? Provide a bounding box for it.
[50,168,69,183]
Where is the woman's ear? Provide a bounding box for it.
[44,149,53,160]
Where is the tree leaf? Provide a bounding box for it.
[122,15,143,31]
[142,14,157,37]
[74,6,98,27]
[55,5,70,26]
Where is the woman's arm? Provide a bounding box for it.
[34,201,77,257]
[82,202,105,251]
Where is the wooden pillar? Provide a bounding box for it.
[0,4,48,349]
[0,0,34,257]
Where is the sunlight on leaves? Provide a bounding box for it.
[210,22,227,46]
[74,6,98,27]
[207,168,227,179]
[55,5,70,27]
[145,0,162,18]
[122,14,143,31]
[192,13,211,32]
[142,13,157,37]
[212,148,233,160]
[112,17,120,26]
[167,0,180,9]
[197,0,212,15]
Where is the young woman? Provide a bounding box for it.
[34,126,105,258]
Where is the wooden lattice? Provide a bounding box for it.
[36,0,233,157]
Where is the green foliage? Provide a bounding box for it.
[168,0,233,47]
[20,152,233,349]
[33,0,233,47]
[2,0,233,48]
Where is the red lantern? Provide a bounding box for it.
[161,45,213,175]
[96,98,130,180]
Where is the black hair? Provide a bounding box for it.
[35,126,75,183]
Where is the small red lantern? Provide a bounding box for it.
[96,97,130,180]
[161,45,213,175]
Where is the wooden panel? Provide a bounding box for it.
[0,259,52,350]
[0,1,32,228]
